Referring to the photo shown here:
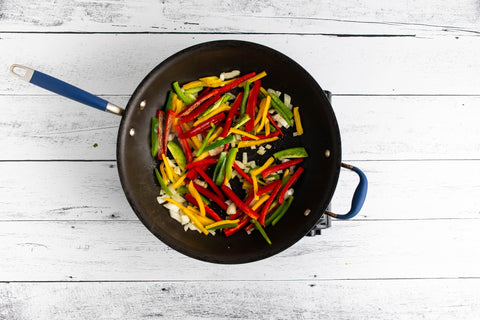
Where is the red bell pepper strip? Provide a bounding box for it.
[186,163,208,180]
[266,113,284,136]
[184,193,222,222]
[233,162,253,184]
[177,72,256,118]
[261,159,303,179]
[195,167,226,202]
[259,183,282,226]
[175,124,193,164]
[184,157,217,170]
[177,112,226,139]
[193,182,228,211]
[278,167,304,204]
[156,110,165,159]
[163,110,175,156]
[257,179,281,196]
[179,94,221,124]
[221,185,259,220]
[228,190,254,220]
[245,81,261,132]
[224,214,250,237]
[196,87,211,101]
[219,92,243,138]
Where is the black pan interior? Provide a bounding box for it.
[117,40,341,264]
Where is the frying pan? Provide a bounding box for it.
[10,40,367,264]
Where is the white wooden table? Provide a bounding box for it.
[1,1,480,319]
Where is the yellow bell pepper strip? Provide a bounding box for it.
[254,97,267,126]
[172,81,196,105]
[251,218,272,245]
[208,126,223,144]
[273,147,309,160]
[188,181,205,217]
[160,162,168,183]
[184,193,222,222]
[237,136,279,148]
[240,81,250,116]
[293,106,303,136]
[193,103,230,127]
[182,80,204,90]
[162,153,175,183]
[257,96,271,133]
[195,124,216,157]
[250,157,275,199]
[172,173,188,189]
[205,219,240,231]
[154,168,173,197]
[246,81,261,132]
[240,71,267,87]
[163,197,209,235]
[229,128,259,140]
[199,76,222,87]
[223,147,238,185]
[251,194,270,211]
[199,93,231,119]
[265,118,270,136]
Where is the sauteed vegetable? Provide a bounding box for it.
[152,71,308,244]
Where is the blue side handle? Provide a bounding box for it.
[9,64,124,115]
[325,163,368,220]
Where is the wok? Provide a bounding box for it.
[10,40,367,264]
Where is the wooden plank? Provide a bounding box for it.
[0,0,479,36]
[1,160,479,221]
[1,279,479,319]
[3,34,480,95]
[0,219,478,281]
[1,95,479,161]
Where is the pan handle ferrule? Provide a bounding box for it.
[324,163,368,220]
[106,102,124,116]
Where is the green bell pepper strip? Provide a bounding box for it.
[195,124,216,157]
[268,92,294,126]
[202,135,235,155]
[172,81,196,105]
[184,86,204,95]
[265,196,294,227]
[240,81,250,116]
[271,195,295,226]
[273,147,309,160]
[154,168,173,197]
[251,219,272,245]
[176,185,188,196]
[151,117,159,157]
[200,93,231,118]
[165,91,175,112]
[207,222,239,231]
[224,147,239,184]
[215,153,229,186]
[213,152,227,184]
[233,114,251,129]
[167,141,187,171]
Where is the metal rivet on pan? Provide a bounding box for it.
[325,149,331,158]
[139,100,146,110]
[129,128,135,136]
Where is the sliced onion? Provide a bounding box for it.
[226,202,237,215]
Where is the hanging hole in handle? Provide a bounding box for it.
[9,64,34,82]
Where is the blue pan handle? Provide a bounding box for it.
[9,64,124,116]
[325,163,368,219]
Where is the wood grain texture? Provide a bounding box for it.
[1,0,479,36]
[1,279,479,320]
[3,34,480,95]
[1,160,479,221]
[0,219,478,281]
